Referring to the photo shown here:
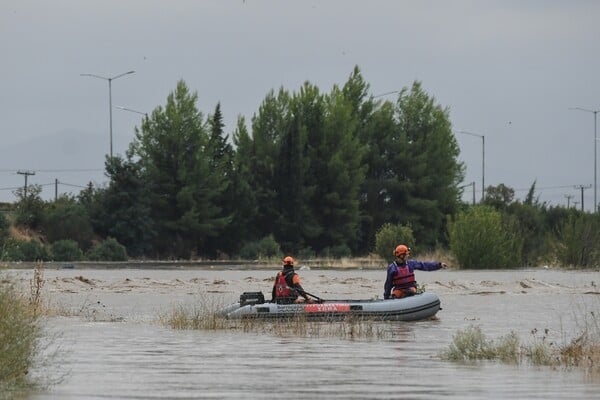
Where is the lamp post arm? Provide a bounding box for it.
[116,106,147,116]
[80,73,108,80]
[111,70,136,81]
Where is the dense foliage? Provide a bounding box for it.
[1,67,599,268]
[374,223,415,263]
[449,206,522,269]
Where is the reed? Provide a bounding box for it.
[239,314,396,339]
[158,295,229,330]
[0,275,41,394]
[159,299,398,339]
[441,311,600,374]
[29,262,45,316]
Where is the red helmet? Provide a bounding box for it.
[394,245,410,257]
[283,256,295,266]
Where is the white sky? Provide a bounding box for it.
[1,0,599,211]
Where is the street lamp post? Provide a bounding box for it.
[455,130,485,202]
[81,70,136,158]
[569,107,599,213]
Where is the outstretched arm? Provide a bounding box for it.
[409,260,447,271]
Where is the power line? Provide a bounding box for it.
[0,168,103,173]
[0,181,99,192]
[512,184,591,192]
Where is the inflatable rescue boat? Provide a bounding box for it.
[220,291,441,321]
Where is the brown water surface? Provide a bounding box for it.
[5,267,598,399]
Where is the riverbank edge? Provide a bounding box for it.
[0,258,386,271]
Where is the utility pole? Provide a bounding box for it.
[459,182,476,205]
[564,194,573,208]
[17,170,35,199]
[574,184,592,212]
[55,179,59,201]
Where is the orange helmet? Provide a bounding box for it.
[394,245,410,257]
[283,256,295,266]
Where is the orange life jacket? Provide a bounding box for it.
[274,271,296,299]
[391,263,416,290]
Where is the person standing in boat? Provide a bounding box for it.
[272,256,314,304]
[384,244,447,300]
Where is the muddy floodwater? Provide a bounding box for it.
[5,266,600,399]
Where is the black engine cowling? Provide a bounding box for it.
[239,291,265,306]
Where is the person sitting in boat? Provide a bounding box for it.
[272,256,314,304]
[384,244,447,299]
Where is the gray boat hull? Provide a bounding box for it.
[221,292,441,321]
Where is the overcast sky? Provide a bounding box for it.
[1,1,599,211]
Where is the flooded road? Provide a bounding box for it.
[6,267,599,399]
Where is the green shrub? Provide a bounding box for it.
[374,223,415,263]
[41,200,94,251]
[0,212,10,245]
[239,235,281,260]
[297,247,316,260]
[13,185,45,229]
[50,239,84,261]
[86,238,128,261]
[320,244,352,259]
[448,206,522,269]
[1,238,25,261]
[19,240,50,262]
[551,213,600,268]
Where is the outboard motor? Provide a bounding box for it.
[239,291,265,307]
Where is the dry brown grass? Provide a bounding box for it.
[8,225,44,243]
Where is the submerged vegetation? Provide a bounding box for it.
[158,301,406,340]
[441,315,600,374]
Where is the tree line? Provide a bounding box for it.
[1,66,598,267]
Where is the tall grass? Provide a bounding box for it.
[158,295,229,330]
[0,277,41,394]
[159,299,398,340]
[441,314,600,374]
